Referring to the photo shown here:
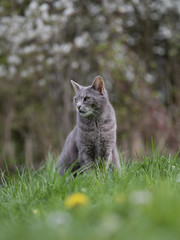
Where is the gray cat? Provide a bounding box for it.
[57,75,120,176]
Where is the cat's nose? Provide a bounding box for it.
[77,105,81,110]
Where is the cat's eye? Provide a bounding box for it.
[84,97,90,102]
[74,98,78,103]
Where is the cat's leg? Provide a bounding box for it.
[57,158,70,176]
[58,155,83,176]
[103,147,120,171]
[57,126,84,176]
[112,146,120,169]
[78,151,94,172]
[103,151,113,170]
[56,134,79,176]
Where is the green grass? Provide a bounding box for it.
[0,149,180,240]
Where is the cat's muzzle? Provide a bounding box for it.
[78,108,93,117]
[79,109,86,114]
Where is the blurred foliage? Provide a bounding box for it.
[0,0,179,168]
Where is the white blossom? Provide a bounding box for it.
[89,4,101,16]
[132,0,140,5]
[9,66,17,77]
[52,43,72,54]
[7,55,21,65]
[53,1,63,10]
[126,19,135,27]
[153,46,165,56]
[71,61,79,69]
[96,16,106,24]
[29,1,38,11]
[40,3,49,12]
[60,43,73,54]
[42,12,49,21]
[46,58,54,66]
[63,7,75,16]
[21,70,29,78]
[119,4,134,14]
[36,55,45,62]
[96,32,108,41]
[74,32,90,48]
[125,67,135,82]
[38,79,46,87]
[159,26,172,39]
[0,65,7,77]
[21,45,37,55]
[145,73,155,84]
[1,16,11,24]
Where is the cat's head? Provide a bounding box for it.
[71,76,108,117]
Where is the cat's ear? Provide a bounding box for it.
[91,75,105,94]
[71,80,81,93]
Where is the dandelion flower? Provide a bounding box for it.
[114,193,126,203]
[65,193,89,209]
[32,208,40,216]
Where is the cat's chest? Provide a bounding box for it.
[77,122,115,154]
[78,124,110,142]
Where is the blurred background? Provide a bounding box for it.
[0,0,179,170]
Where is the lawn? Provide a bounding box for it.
[0,148,180,240]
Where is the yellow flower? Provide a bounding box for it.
[114,193,126,204]
[65,193,89,209]
[32,208,40,216]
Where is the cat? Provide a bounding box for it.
[56,75,120,176]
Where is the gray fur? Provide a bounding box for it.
[57,75,120,175]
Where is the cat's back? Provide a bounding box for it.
[58,125,78,166]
